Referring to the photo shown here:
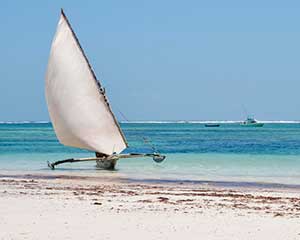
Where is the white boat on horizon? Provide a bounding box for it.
[240,117,264,127]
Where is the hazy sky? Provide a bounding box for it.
[1,0,300,121]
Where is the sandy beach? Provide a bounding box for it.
[2,0,300,239]
[0,174,299,240]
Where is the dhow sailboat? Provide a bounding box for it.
[45,9,165,170]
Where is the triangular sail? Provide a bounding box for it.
[45,10,128,155]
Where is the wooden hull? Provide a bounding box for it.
[205,124,220,127]
[96,159,117,170]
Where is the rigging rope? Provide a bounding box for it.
[117,109,159,153]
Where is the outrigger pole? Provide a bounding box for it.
[47,153,166,170]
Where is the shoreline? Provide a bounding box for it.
[1,174,300,217]
[1,172,300,191]
[1,173,300,239]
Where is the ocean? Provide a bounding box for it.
[1,122,300,185]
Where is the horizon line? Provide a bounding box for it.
[1,120,300,124]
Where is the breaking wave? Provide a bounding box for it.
[0,121,50,124]
[120,120,300,124]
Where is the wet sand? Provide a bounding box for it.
[0,174,300,239]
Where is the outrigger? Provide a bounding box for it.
[47,153,165,170]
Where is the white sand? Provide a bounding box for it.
[0,177,299,240]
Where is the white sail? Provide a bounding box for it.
[45,10,127,155]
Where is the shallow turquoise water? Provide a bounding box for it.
[1,122,300,184]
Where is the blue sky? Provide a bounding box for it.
[0,0,300,121]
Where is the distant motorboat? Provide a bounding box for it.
[205,123,220,127]
[240,117,264,127]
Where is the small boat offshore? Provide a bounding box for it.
[240,117,264,127]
